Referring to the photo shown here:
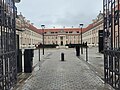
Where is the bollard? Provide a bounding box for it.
[86,46,88,62]
[61,53,64,61]
[39,48,40,61]
[85,42,88,62]
[76,46,80,56]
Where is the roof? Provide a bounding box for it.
[37,28,87,34]
[22,22,102,35]
[16,11,104,35]
[28,24,40,34]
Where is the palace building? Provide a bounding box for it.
[16,13,42,49]
[82,12,103,47]
[38,12,103,47]
[15,11,103,48]
[39,28,85,46]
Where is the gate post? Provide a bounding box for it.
[17,49,22,73]
[98,30,103,53]
[24,49,34,73]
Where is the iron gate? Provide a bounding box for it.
[0,0,17,90]
[103,0,120,89]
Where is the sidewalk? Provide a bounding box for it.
[80,47,104,79]
[14,49,50,90]
[16,48,113,90]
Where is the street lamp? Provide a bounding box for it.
[14,0,21,3]
[79,24,83,54]
[41,25,45,55]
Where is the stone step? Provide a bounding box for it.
[56,46,68,49]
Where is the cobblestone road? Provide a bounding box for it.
[17,49,113,90]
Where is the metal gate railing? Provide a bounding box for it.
[103,0,120,89]
[0,0,17,90]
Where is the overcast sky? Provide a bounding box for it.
[16,0,103,28]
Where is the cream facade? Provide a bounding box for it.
[43,12,104,47]
[15,12,104,48]
[44,29,81,46]
[82,12,103,47]
[16,13,42,49]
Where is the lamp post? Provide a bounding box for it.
[14,0,21,3]
[79,24,83,54]
[41,25,45,55]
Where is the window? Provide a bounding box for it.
[60,36,63,40]
[66,41,68,44]
[77,31,79,33]
[66,36,68,39]
[51,32,54,34]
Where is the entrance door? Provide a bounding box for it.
[61,41,63,45]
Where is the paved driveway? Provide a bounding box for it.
[17,48,113,90]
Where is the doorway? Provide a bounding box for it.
[61,41,63,45]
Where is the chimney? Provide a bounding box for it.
[31,23,34,25]
[20,12,22,15]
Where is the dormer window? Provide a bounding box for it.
[60,30,64,33]
[51,32,54,34]
[77,31,79,33]
[69,31,73,33]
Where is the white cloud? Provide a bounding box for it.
[16,0,102,28]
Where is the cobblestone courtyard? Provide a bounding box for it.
[17,48,113,90]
